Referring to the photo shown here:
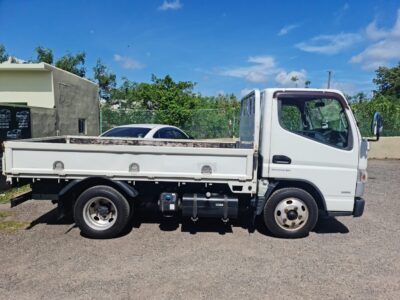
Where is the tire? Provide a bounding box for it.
[74,185,131,239]
[263,187,318,238]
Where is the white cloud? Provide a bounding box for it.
[351,9,400,70]
[365,21,390,40]
[332,82,358,95]
[220,55,277,83]
[275,70,307,87]
[278,24,300,36]
[247,56,275,67]
[320,81,358,95]
[113,54,145,70]
[334,3,350,24]
[350,40,400,70]
[158,0,182,11]
[220,56,308,87]
[296,33,362,55]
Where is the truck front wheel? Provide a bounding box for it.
[263,187,318,238]
[74,185,131,239]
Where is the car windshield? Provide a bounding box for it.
[101,127,151,138]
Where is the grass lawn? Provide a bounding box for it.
[0,218,29,231]
[0,185,31,204]
[0,210,29,231]
[0,187,31,231]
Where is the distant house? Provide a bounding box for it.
[0,62,100,138]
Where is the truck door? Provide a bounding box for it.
[268,91,359,212]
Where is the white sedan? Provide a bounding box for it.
[100,124,193,139]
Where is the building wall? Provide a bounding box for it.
[52,68,100,136]
[0,71,55,108]
[30,107,57,137]
[0,63,100,136]
[368,137,400,159]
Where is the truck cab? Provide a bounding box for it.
[234,89,368,237]
[244,89,370,237]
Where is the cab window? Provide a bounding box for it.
[278,97,351,149]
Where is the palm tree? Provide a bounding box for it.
[305,80,311,88]
[291,76,299,87]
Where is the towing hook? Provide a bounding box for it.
[191,216,198,222]
[221,217,229,223]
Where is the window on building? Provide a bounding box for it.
[78,119,86,134]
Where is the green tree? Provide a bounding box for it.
[348,92,369,104]
[355,92,368,103]
[352,94,400,136]
[373,63,400,97]
[104,75,241,138]
[136,75,200,126]
[349,63,400,137]
[35,46,53,64]
[291,76,299,87]
[0,44,8,62]
[55,52,86,77]
[305,80,311,88]
[93,59,116,101]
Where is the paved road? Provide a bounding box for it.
[0,160,399,299]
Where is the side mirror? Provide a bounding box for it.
[369,112,383,141]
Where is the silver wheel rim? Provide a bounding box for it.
[83,197,118,231]
[274,197,309,231]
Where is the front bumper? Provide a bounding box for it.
[353,197,365,217]
[327,197,365,217]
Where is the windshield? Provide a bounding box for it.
[101,127,151,138]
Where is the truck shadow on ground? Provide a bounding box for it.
[126,207,350,237]
[25,207,349,238]
[25,207,76,232]
[249,215,349,237]
[313,215,349,234]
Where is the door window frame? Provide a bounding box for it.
[276,93,353,151]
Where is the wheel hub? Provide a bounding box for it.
[287,210,298,221]
[83,197,118,230]
[97,205,110,218]
[274,197,309,231]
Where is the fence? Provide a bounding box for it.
[351,107,400,137]
[101,107,240,139]
[100,107,400,139]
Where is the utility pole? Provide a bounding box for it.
[327,70,332,89]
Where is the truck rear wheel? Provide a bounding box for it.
[263,187,318,238]
[74,185,131,239]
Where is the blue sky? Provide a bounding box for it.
[1,0,400,97]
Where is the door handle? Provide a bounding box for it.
[272,155,292,164]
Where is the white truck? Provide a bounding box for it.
[2,89,382,239]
